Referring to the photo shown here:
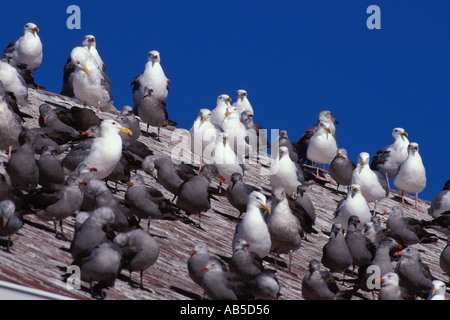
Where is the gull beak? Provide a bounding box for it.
[219,175,225,181]
[2,219,7,228]
[382,211,389,215]
[362,161,366,167]
[33,27,39,33]
[225,110,231,116]
[119,127,133,135]
[262,204,271,214]
[83,65,90,75]
[90,37,95,43]
[401,132,408,137]
[79,181,87,186]
[201,266,208,272]
[127,181,133,186]
[201,116,207,123]
[326,127,331,134]
[394,251,404,257]
[225,97,231,103]
[432,288,437,295]
[191,249,197,254]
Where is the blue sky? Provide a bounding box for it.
[1,1,449,201]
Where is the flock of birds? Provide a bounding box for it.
[0,22,449,301]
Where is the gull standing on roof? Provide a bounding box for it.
[351,152,389,211]
[306,120,338,179]
[2,23,42,74]
[210,94,232,127]
[269,146,307,196]
[131,50,170,106]
[370,127,409,187]
[70,47,115,114]
[189,108,221,166]
[393,142,426,211]
[60,35,106,97]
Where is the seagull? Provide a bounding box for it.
[200,259,252,300]
[37,145,65,191]
[232,89,253,116]
[117,105,140,141]
[248,270,281,300]
[393,142,426,211]
[0,82,23,157]
[370,127,410,188]
[6,129,38,192]
[72,239,122,300]
[220,106,252,157]
[210,94,232,127]
[0,200,23,252]
[345,216,375,269]
[70,46,115,114]
[76,119,132,179]
[30,174,85,239]
[131,50,170,106]
[321,223,353,274]
[302,259,353,300]
[0,61,28,106]
[287,185,317,235]
[187,241,226,290]
[394,246,434,299]
[232,191,272,259]
[265,186,303,272]
[306,120,338,179]
[226,172,259,218]
[269,146,307,196]
[60,35,106,98]
[332,184,372,231]
[329,148,356,192]
[427,280,446,300]
[378,272,408,300]
[240,110,270,155]
[428,180,450,218]
[439,237,450,280]
[133,86,177,140]
[351,152,389,211]
[273,130,299,163]
[383,206,438,247]
[142,154,196,200]
[124,174,177,231]
[211,131,244,184]
[114,228,160,289]
[176,164,222,228]
[2,23,43,76]
[229,238,264,279]
[189,108,221,166]
[296,110,339,164]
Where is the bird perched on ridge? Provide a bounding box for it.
[210,94,232,127]
[176,164,223,228]
[351,151,389,211]
[332,184,371,231]
[428,180,450,218]
[232,89,253,116]
[60,35,107,98]
[321,223,352,274]
[67,119,132,179]
[370,127,409,187]
[114,228,160,289]
[329,147,356,192]
[393,142,426,211]
[296,110,339,164]
[226,172,259,218]
[232,191,272,259]
[287,184,317,235]
[0,60,28,106]
[131,50,170,107]
[189,108,221,166]
[265,186,303,272]
[70,46,115,114]
[306,119,338,179]
[2,22,43,86]
[0,200,23,252]
[269,146,307,196]
[133,86,177,140]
